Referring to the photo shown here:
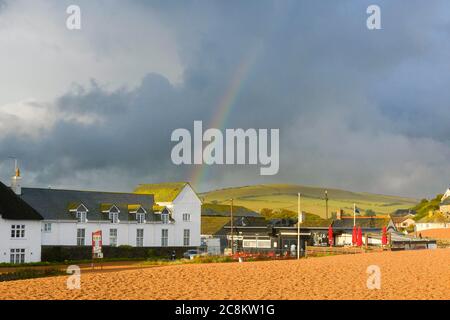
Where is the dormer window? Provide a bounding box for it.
[69,204,89,223]
[129,205,147,224]
[162,212,169,224]
[102,205,120,224]
[77,211,87,223]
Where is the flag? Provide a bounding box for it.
[354,207,360,214]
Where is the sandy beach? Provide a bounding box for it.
[420,228,450,240]
[0,249,449,300]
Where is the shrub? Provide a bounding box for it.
[0,268,64,282]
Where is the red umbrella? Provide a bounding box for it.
[352,226,357,246]
[328,225,334,247]
[382,226,387,246]
[357,227,363,247]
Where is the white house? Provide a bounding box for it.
[134,182,202,248]
[0,167,202,263]
[0,170,43,264]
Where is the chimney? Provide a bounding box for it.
[11,161,22,195]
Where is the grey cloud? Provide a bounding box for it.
[2,0,450,197]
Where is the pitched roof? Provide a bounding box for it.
[20,188,154,221]
[440,197,450,206]
[0,182,43,221]
[134,182,188,202]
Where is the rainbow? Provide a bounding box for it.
[189,48,261,190]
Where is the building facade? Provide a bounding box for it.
[0,179,43,264]
[0,169,202,263]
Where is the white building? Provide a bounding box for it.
[0,171,43,264]
[0,168,202,263]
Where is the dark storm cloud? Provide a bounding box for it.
[2,0,450,197]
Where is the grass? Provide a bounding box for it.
[201,216,232,235]
[200,184,418,218]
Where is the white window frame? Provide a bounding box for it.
[10,249,25,264]
[161,229,168,247]
[161,213,169,224]
[136,229,144,247]
[43,223,52,233]
[136,212,145,224]
[11,225,25,239]
[183,229,190,246]
[109,212,119,224]
[76,211,87,223]
[110,228,118,247]
[183,213,191,222]
[77,228,86,246]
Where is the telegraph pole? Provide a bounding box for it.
[230,198,234,255]
[325,190,329,220]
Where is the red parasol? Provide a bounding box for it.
[352,225,357,246]
[382,226,388,246]
[328,225,334,247]
[357,227,363,247]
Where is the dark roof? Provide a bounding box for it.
[332,217,391,229]
[440,197,450,206]
[0,182,43,221]
[20,188,154,221]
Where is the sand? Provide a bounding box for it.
[420,228,450,240]
[0,249,449,300]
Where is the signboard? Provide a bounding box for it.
[92,230,103,259]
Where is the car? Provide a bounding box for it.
[183,249,203,259]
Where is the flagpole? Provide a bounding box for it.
[353,203,356,227]
[297,193,301,260]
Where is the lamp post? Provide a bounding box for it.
[297,193,301,260]
[325,190,329,220]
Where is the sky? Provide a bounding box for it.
[1,0,450,198]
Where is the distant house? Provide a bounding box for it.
[0,179,43,264]
[415,211,450,232]
[331,213,396,246]
[391,214,416,231]
[440,195,450,215]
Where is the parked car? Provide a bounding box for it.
[183,249,204,259]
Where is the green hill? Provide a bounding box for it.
[200,184,418,218]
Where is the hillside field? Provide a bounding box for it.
[200,184,418,218]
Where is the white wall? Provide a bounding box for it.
[40,185,201,248]
[0,215,41,263]
[416,222,450,232]
[171,184,202,247]
[41,220,186,247]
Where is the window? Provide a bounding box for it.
[11,225,25,238]
[44,223,52,233]
[162,213,169,224]
[136,229,144,247]
[76,211,87,223]
[110,229,118,247]
[161,229,168,247]
[183,229,190,246]
[109,212,119,224]
[183,213,191,222]
[77,228,85,246]
[136,213,145,224]
[10,249,25,264]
